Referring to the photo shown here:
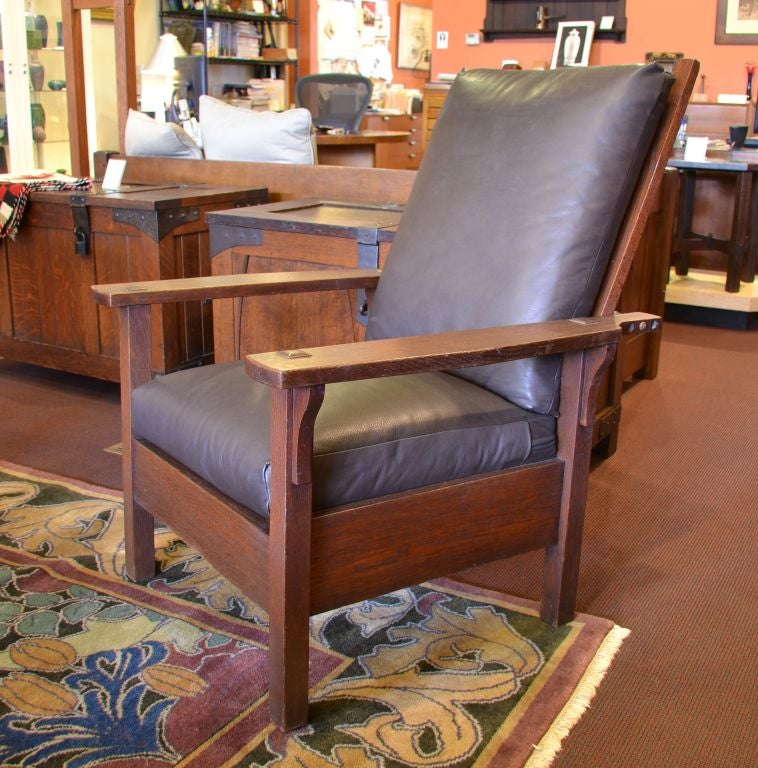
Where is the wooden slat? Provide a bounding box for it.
[134,442,269,606]
[310,461,563,614]
[95,156,417,207]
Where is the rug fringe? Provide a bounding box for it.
[524,624,631,768]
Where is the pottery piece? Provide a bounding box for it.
[30,62,45,91]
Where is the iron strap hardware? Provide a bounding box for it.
[70,196,91,256]
[356,228,380,325]
[112,206,201,242]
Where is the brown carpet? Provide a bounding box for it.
[1,321,756,767]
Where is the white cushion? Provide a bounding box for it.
[199,95,315,164]
[124,109,203,159]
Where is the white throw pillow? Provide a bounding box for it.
[199,95,314,164]
[124,109,203,159]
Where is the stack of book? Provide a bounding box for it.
[236,22,262,59]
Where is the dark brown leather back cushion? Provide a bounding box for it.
[367,65,671,414]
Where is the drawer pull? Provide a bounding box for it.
[409,153,417,159]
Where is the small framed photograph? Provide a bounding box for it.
[716,0,758,44]
[550,21,595,69]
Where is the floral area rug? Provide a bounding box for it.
[0,462,629,768]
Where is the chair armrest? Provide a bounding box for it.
[245,314,657,389]
[91,269,382,308]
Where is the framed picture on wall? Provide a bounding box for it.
[716,0,758,44]
[550,21,595,69]
[397,4,432,71]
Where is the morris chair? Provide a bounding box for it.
[93,60,697,731]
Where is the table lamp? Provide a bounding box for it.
[140,33,188,122]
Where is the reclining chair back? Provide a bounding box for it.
[368,65,672,414]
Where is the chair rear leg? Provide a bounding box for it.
[541,345,615,626]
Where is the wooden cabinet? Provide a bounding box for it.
[422,83,450,149]
[482,1,627,41]
[362,113,423,170]
[0,183,266,381]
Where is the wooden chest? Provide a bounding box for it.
[0,183,267,381]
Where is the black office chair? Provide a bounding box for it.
[295,73,372,134]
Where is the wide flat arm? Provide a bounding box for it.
[245,313,660,389]
[91,269,382,308]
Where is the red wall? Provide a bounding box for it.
[430,0,757,100]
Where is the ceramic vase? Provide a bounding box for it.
[31,103,46,144]
[30,62,45,91]
[35,15,48,48]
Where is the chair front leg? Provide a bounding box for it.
[119,304,157,582]
[267,384,325,730]
[541,343,616,626]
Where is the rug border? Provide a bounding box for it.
[434,578,627,768]
[0,459,122,501]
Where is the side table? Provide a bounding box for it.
[0,183,267,381]
[669,150,758,293]
[206,198,402,361]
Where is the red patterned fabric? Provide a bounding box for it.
[0,172,92,239]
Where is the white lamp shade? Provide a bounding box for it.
[145,33,188,75]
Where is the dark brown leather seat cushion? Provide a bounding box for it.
[132,362,555,516]
[367,64,672,415]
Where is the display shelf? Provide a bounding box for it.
[482,0,627,42]
[0,0,71,173]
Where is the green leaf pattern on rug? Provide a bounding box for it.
[313,599,543,766]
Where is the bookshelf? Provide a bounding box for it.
[160,0,298,107]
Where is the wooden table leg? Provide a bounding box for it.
[744,170,758,284]
[673,169,696,277]
[727,172,752,293]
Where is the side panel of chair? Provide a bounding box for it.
[592,169,676,453]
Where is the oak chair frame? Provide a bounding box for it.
[93,60,698,731]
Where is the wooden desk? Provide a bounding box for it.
[0,183,267,380]
[315,131,409,168]
[669,148,758,292]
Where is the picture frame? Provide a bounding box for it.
[397,4,432,71]
[550,21,595,69]
[716,0,758,44]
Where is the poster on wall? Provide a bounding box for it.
[397,4,432,71]
[318,0,362,69]
[318,0,393,75]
